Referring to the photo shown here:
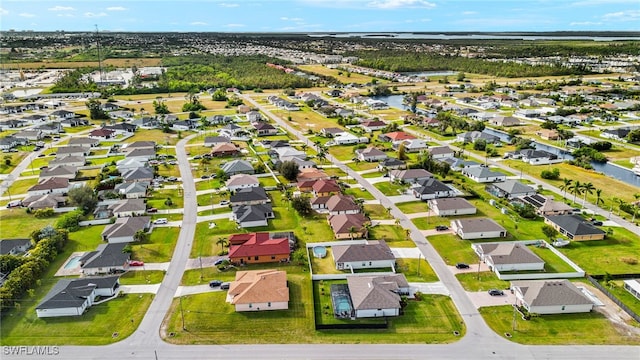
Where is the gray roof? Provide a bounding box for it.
[40,165,77,178]
[430,197,475,211]
[81,243,130,269]
[413,178,452,195]
[233,203,273,223]
[121,167,154,181]
[356,147,386,157]
[108,198,146,214]
[115,181,148,194]
[49,155,85,167]
[490,180,535,195]
[36,276,120,310]
[464,167,506,179]
[0,239,32,255]
[125,148,156,158]
[332,241,394,264]
[453,218,506,233]
[230,187,269,203]
[545,215,606,237]
[347,274,408,311]
[511,279,593,307]
[204,136,231,145]
[428,146,453,156]
[476,243,544,265]
[379,158,405,167]
[221,160,254,175]
[56,146,88,155]
[390,169,433,180]
[101,216,150,239]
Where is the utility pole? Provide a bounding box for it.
[417,253,421,276]
[179,296,185,330]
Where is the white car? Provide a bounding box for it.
[153,218,168,225]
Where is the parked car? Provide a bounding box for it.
[193,155,202,160]
[592,220,603,226]
[220,282,231,290]
[219,200,230,206]
[6,200,22,208]
[209,280,222,288]
[200,175,210,179]
[435,225,449,231]
[214,258,228,266]
[488,289,504,296]
[455,263,470,269]
[153,218,168,225]
[147,208,158,213]
[129,260,144,266]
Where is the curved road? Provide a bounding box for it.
[4,102,639,359]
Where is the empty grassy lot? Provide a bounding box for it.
[396,201,428,214]
[119,270,165,285]
[456,272,510,292]
[132,227,180,263]
[480,305,640,345]
[344,187,375,200]
[364,204,393,220]
[298,65,378,84]
[369,225,415,248]
[373,181,406,196]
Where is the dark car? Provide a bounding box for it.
[435,225,449,231]
[220,282,231,290]
[209,280,222,288]
[214,258,228,266]
[201,175,210,179]
[455,263,470,269]
[488,289,504,296]
[592,220,603,226]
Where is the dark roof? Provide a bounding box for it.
[332,241,394,263]
[379,158,405,167]
[233,203,273,223]
[81,243,130,269]
[545,215,606,236]
[230,187,269,203]
[413,178,452,195]
[36,276,120,310]
[0,239,31,255]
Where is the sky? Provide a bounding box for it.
[0,0,639,33]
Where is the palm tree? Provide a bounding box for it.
[581,182,595,208]
[216,237,228,252]
[362,223,372,239]
[595,188,604,208]
[615,197,626,216]
[569,180,583,205]
[632,193,640,223]
[348,226,357,240]
[394,218,401,226]
[559,178,572,200]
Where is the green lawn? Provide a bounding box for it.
[428,234,478,265]
[412,216,450,230]
[328,145,357,161]
[373,181,406,196]
[347,161,379,171]
[195,179,224,191]
[119,270,165,285]
[0,152,27,174]
[529,245,577,273]
[126,129,181,145]
[369,225,415,248]
[308,247,342,275]
[146,189,184,210]
[0,294,153,345]
[0,210,60,238]
[5,178,38,196]
[456,271,510,292]
[602,280,640,318]
[132,227,179,263]
[396,258,439,282]
[344,187,375,200]
[364,204,393,220]
[192,219,244,257]
[396,201,428,214]
[480,305,640,345]
[258,176,279,187]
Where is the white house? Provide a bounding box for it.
[451,218,507,240]
[35,276,120,318]
[428,197,476,216]
[347,274,409,318]
[226,174,260,192]
[511,279,594,315]
[462,167,507,183]
[227,269,289,312]
[332,241,395,270]
[473,242,545,272]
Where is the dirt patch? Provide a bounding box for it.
[575,281,640,336]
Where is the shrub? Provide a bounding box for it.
[540,168,560,180]
[33,208,55,218]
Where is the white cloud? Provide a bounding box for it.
[367,0,435,9]
[48,6,74,11]
[0,8,8,15]
[19,13,36,18]
[106,6,127,11]
[85,12,108,17]
[602,10,640,22]
[190,21,208,25]
[219,3,239,7]
[462,11,477,15]
[224,23,245,27]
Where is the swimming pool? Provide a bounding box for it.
[330,284,354,318]
[312,246,327,258]
[64,256,82,269]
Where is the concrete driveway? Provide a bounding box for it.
[409,282,450,296]
[391,247,423,259]
[129,262,170,271]
[467,290,516,308]
[175,284,223,297]
[119,284,161,294]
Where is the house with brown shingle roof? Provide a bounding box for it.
[210,142,240,157]
[328,213,369,239]
[311,179,341,197]
[296,167,330,182]
[332,240,395,270]
[227,269,289,312]
[347,274,409,318]
[326,194,360,215]
[473,242,545,272]
[511,279,594,315]
[28,177,71,196]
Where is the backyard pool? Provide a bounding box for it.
[330,284,354,318]
[312,246,327,258]
[64,256,82,269]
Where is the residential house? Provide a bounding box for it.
[252,123,278,137]
[335,108,354,118]
[56,146,90,158]
[171,120,198,131]
[346,274,409,318]
[14,129,43,141]
[379,131,415,143]
[332,132,363,145]
[325,194,360,215]
[110,110,135,120]
[518,149,558,165]
[411,178,456,200]
[104,123,137,134]
[602,128,630,141]
[210,143,240,157]
[518,194,573,216]
[0,239,32,256]
[246,111,262,123]
[21,194,68,211]
[377,158,406,171]
[35,276,121,318]
[21,114,47,123]
[40,165,77,180]
[232,204,275,228]
[100,102,120,112]
[204,136,231,147]
[123,141,156,153]
[355,147,388,162]
[396,139,428,153]
[132,116,159,128]
[101,216,151,243]
[440,158,482,172]
[114,181,149,199]
[428,198,476,216]
[89,128,115,140]
[473,243,545,272]
[28,177,71,196]
[511,279,594,315]
[332,240,395,270]
[228,233,291,265]
[230,187,270,206]
[108,198,147,218]
[544,215,606,241]
[121,167,154,183]
[116,158,147,172]
[80,243,130,276]
[221,159,255,176]
[297,168,330,182]
[60,118,88,128]
[361,120,387,132]
[219,124,244,138]
[623,279,640,301]
[486,180,536,199]
[0,136,23,150]
[0,119,27,130]
[428,146,455,160]
[536,129,559,141]
[490,116,521,127]
[451,218,507,240]
[227,269,289,312]
[50,109,75,121]
[321,127,346,137]
[456,131,501,144]
[311,179,341,197]
[328,213,369,239]
[389,169,433,184]
[68,137,100,148]
[226,174,260,192]
[462,167,506,183]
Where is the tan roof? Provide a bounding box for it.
[228,269,289,305]
[476,243,544,265]
[211,142,239,153]
[332,241,394,263]
[326,194,359,212]
[328,213,368,235]
[297,167,329,181]
[347,274,408,311]
[28,177,69,191]
[226,174,259,187]
[511,279,593,307]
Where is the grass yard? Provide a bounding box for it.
[361,171,385,178]
[602,280,640,319]
[194,179,224,191]
[373,181,406,196]
[396,201,428,214]
[344,187,375,200]
[328,145,357,161]
[364,204,393,220]
[480,305,640,345]
[192,219,245,257]
[308,247,342,275]
[456,272,510,292]
[0,152,27,174]
[156,164,181,178]
[258,176,279,187]
[146,189,184,210]
[298,65,378,84]
[396,258,439,282]
[126,130,181,146]
[428,234,478,266]
[5,178,38,196]
[347,161,379,171]
[369,225,415,248]
[272,107,338,133]
[119,270,165,285]
[0,210,60,238]
[132,227,179,263]
[528,245,577,273]
[412,216,451,230]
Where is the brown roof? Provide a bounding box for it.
[347,274,408,311]
[332,240,394,263]
[389,169,433,180]
[28,177,70,191]
[297,168,329,181]
[228,269,289,305]
[311,179,341,194]
[326,194,359,212]
[211,142,239,154]
[511,279,593,307]
[328,213,368,235]
[476,243,544,265]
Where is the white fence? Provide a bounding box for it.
[79,219,112,226]
[53,206,78,213]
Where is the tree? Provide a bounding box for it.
[595,188,604,208]
[278,160,300,182]
[581,182,595,208]
[559,178,572,200]
[3,155,11,166]
[134,230,149,242]
[457,72,466,82]
[541,224,559,240]
[216,237,228,252]
[540,168,560,180]
[55,209,84,231]
[291,197,312,216]
[627,129,640,143]
[85,98,109,120]
[153,99,169,114]
[68,185,97,215]
[397,142,408,160]
[211,88,228,101]
[569,180,583,205]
